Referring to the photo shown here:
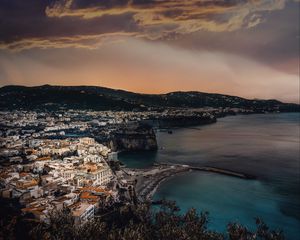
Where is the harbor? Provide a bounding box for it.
[121,163,256,202]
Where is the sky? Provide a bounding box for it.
[0,0,299,103]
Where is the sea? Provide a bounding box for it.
[118,113,300,239]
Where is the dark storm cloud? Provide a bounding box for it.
[1,0,295,51]
[0,0,139,50]
[173,1,299,74]
[0,0,48,41]
[72,0,129,8]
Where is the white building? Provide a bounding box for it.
[71,203,95,225]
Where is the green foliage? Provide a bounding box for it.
[25,201,285,240]
[1,85,299,111]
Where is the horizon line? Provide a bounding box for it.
[1,83,294,104]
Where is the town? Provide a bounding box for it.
[0,107,273,225]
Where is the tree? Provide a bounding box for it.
[0,200,285,240]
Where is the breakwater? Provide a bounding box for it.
[190,166,256,179]
[157,163,256,180]
[127,163,256,202]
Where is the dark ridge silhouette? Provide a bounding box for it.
[0,85,298,111]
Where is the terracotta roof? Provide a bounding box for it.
[20,172,29,177]
[80,192,98,200]
[35,156,51,161]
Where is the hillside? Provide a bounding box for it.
[0,85,298,111]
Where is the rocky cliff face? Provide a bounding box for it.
[109,123,158,151]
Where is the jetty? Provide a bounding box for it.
[189,166,255,179]
[122,163,256,202]
[157,163,256,180]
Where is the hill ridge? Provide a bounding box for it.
[0,84,298,111]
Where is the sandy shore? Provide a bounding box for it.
[131,165,190,202]
[122,163,254,202]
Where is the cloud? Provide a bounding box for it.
[0,32,140,51]
[0,38,298,103]
[0,1,298,103]
[46,0,286,33]
[0,0,293,51]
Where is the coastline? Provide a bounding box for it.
[124,165,190,202]
[129,163,256,202]
[144,169,190,202]
[119,113,298,203]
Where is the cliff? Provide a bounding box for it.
[109,123,158,151]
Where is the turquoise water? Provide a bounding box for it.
[118,113,300,239]
[118,151,157,168]
[153,172,300,239]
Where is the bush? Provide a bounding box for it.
[26,201,285,240]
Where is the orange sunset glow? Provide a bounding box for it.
[0,0,299,103]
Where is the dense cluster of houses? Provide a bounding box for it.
[0,108,242,225]
[0,136,116,224]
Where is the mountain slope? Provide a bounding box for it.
[0,85,298,111]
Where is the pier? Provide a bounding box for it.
[157,162,256,180]
[189,166,256,179]
[122,163,256,202]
